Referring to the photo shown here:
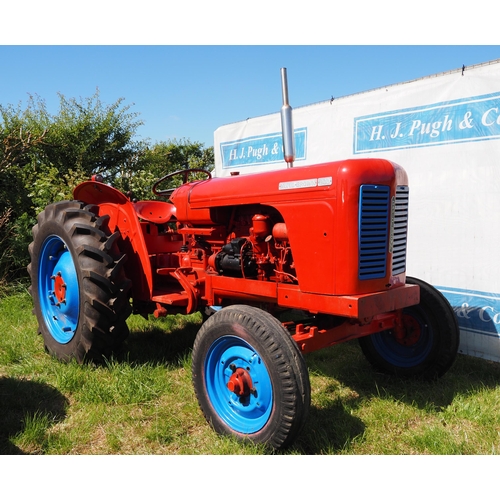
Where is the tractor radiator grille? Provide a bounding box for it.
[391,185,409,276]
[358,185,390,280]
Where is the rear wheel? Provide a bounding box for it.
[359,276,459,380]
[192,305,310,449]
[28,200,131,363]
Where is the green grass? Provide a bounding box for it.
[2,290,500,455]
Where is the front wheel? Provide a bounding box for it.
[359,276,459,380]
[192,305,311,449]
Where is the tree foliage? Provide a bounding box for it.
[0,90,145,217]
[0,90,213,285]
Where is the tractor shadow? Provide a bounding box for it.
[118,314,202,366]
[0,377,68,454]
[291,340,500,454]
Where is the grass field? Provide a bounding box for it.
[2,289,500,456]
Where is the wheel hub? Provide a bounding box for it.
[51,271,67,306]
[227,365,254,397]
[394,314,422,346]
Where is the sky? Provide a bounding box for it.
[1,45,499,149]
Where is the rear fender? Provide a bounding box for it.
[73,181,153,301]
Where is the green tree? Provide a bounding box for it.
[41,92,144,182]
[0,98,49,221]
[0,90,145,282]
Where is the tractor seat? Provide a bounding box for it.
[133,201,176,224]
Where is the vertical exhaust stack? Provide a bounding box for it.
[280,68,295,168]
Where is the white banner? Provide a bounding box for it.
[214,59,500,362]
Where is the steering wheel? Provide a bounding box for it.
[152,168,212,198]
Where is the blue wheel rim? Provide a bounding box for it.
[38,235,80,344]
[371,309,433,368]
[205,335,273,434]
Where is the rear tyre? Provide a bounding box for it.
[359,276,459,380]
[192,305,311,449]
[28,200,132,363]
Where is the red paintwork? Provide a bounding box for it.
[227,367,254,397]
[171,158,408,295]
[133,201,176,224]
[74,158,418,352]
[52,272,66,305]
[74,181,154,301]
[291,310,404,353]
[394,313,421,346]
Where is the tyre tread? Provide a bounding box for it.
[28,200,131,363]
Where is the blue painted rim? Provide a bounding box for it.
[204,335,273,434]
[38,235,80,344]
[370,308,433,368]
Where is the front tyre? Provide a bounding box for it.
[359,276,460,380]
[192,305,311,449]
[28,200,132,363]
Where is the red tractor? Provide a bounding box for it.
[27,70,459,449]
